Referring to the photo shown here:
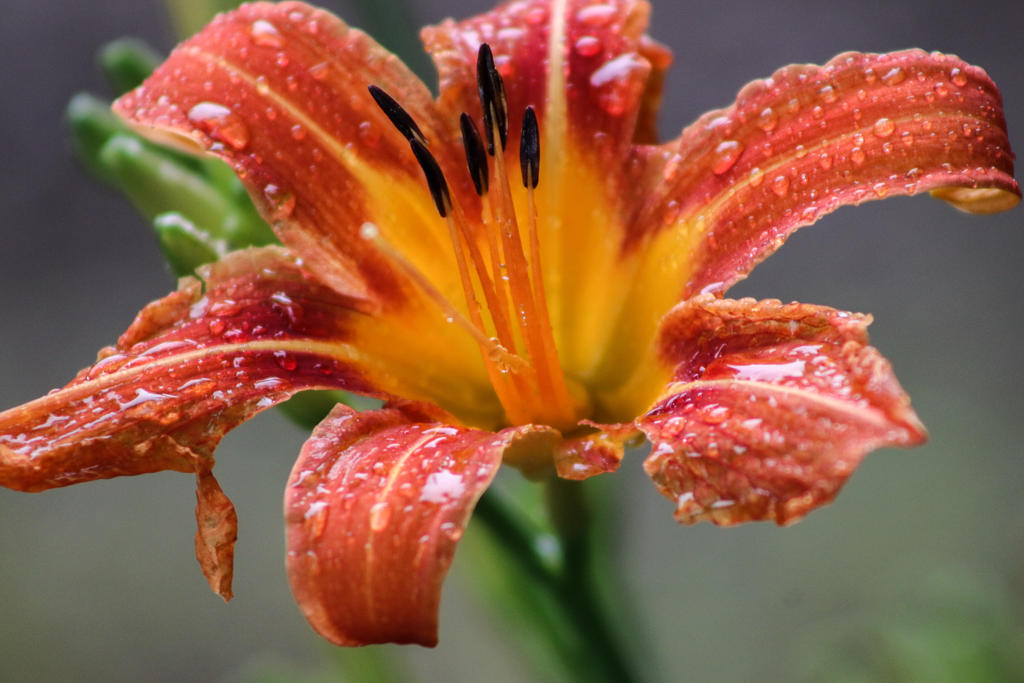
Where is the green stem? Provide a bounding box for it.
[474,483,644,683]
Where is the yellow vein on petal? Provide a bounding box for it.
[657,378,912,431]
[186,47,453,263]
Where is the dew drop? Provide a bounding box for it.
[525,6,548,23]
[817,152,833,170]
[264,184,296,219]
[748,167,764,187]
[872,117,895,138]
[358,120,380,146]
[188,102,250,150]
[250,19,284,48]
[950,67,968,87]
[369,501,391,531]
[882,66,906,86]
[818,84,838,103]
[208,320,226,335]
[757,107,778,132]
[308,61,330,80]
[700,404,731,424]
[794,144,808,159]
[771,174,789,196]
[850,147,866,166]
[711,140,743,174]
[574,35,602,57]
[275,351,298,371]
[291,123,307,140]
[872,182,888,198]
[576,3,617,26]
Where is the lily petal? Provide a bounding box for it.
[553,420,639,480]
[285,404,558,646]
[634,49,1019,296]
[598,49,1018,415]
[423,0,671,377]
[0,246,383,494]
[115,2,469,307]
[637,295,925,526]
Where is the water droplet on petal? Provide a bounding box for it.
[358,120,380,147]
[950,67,968,87]
[308,61,329,80]
[576,3,617,26]
[850,147,866,166]
[574,35,602,57]
[711,140,743,174]
[700,404,731,424]
[882,66,906,85]
[771,175,789,196]
[274,351,298,371]
[817,152,833,170]
[748,167,764,187]
[251,19,284,48]
[291,123,306,140]
[818,84,837,103]
[872,117,895,138]
[188,102,250,150]
[757,107,778,132]
[526,6,548,23]
[264,184,296,219]
[369,501,391,531]
[872,182,889,197]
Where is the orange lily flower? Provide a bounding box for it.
[0,0,1017,648]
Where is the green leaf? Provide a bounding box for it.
[66,93,130,183]
[153,212,226,276]
[99,38,162,95]
[99,134,243,234]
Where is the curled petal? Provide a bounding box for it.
[194,462,238,601]
[0,247,377,494]
[636,295,926,526]
[553,421,639,480]
[633,49,1019,295]
[598,50,1018,411]
[285,405,557,646]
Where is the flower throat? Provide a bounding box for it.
[365,44,581,432]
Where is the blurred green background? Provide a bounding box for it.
[0,0,1022,681]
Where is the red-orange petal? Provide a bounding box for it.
[194,461,239,600]
[423,0,660,173]
[0,247,384,494]
[553,420,639,480]
[636,295,925,526]
[627,49,1019,295]
[284,405,556,646]
[114,2,469,306]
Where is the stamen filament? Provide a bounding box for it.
[358,222,530,413]
[490,125,576,429]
